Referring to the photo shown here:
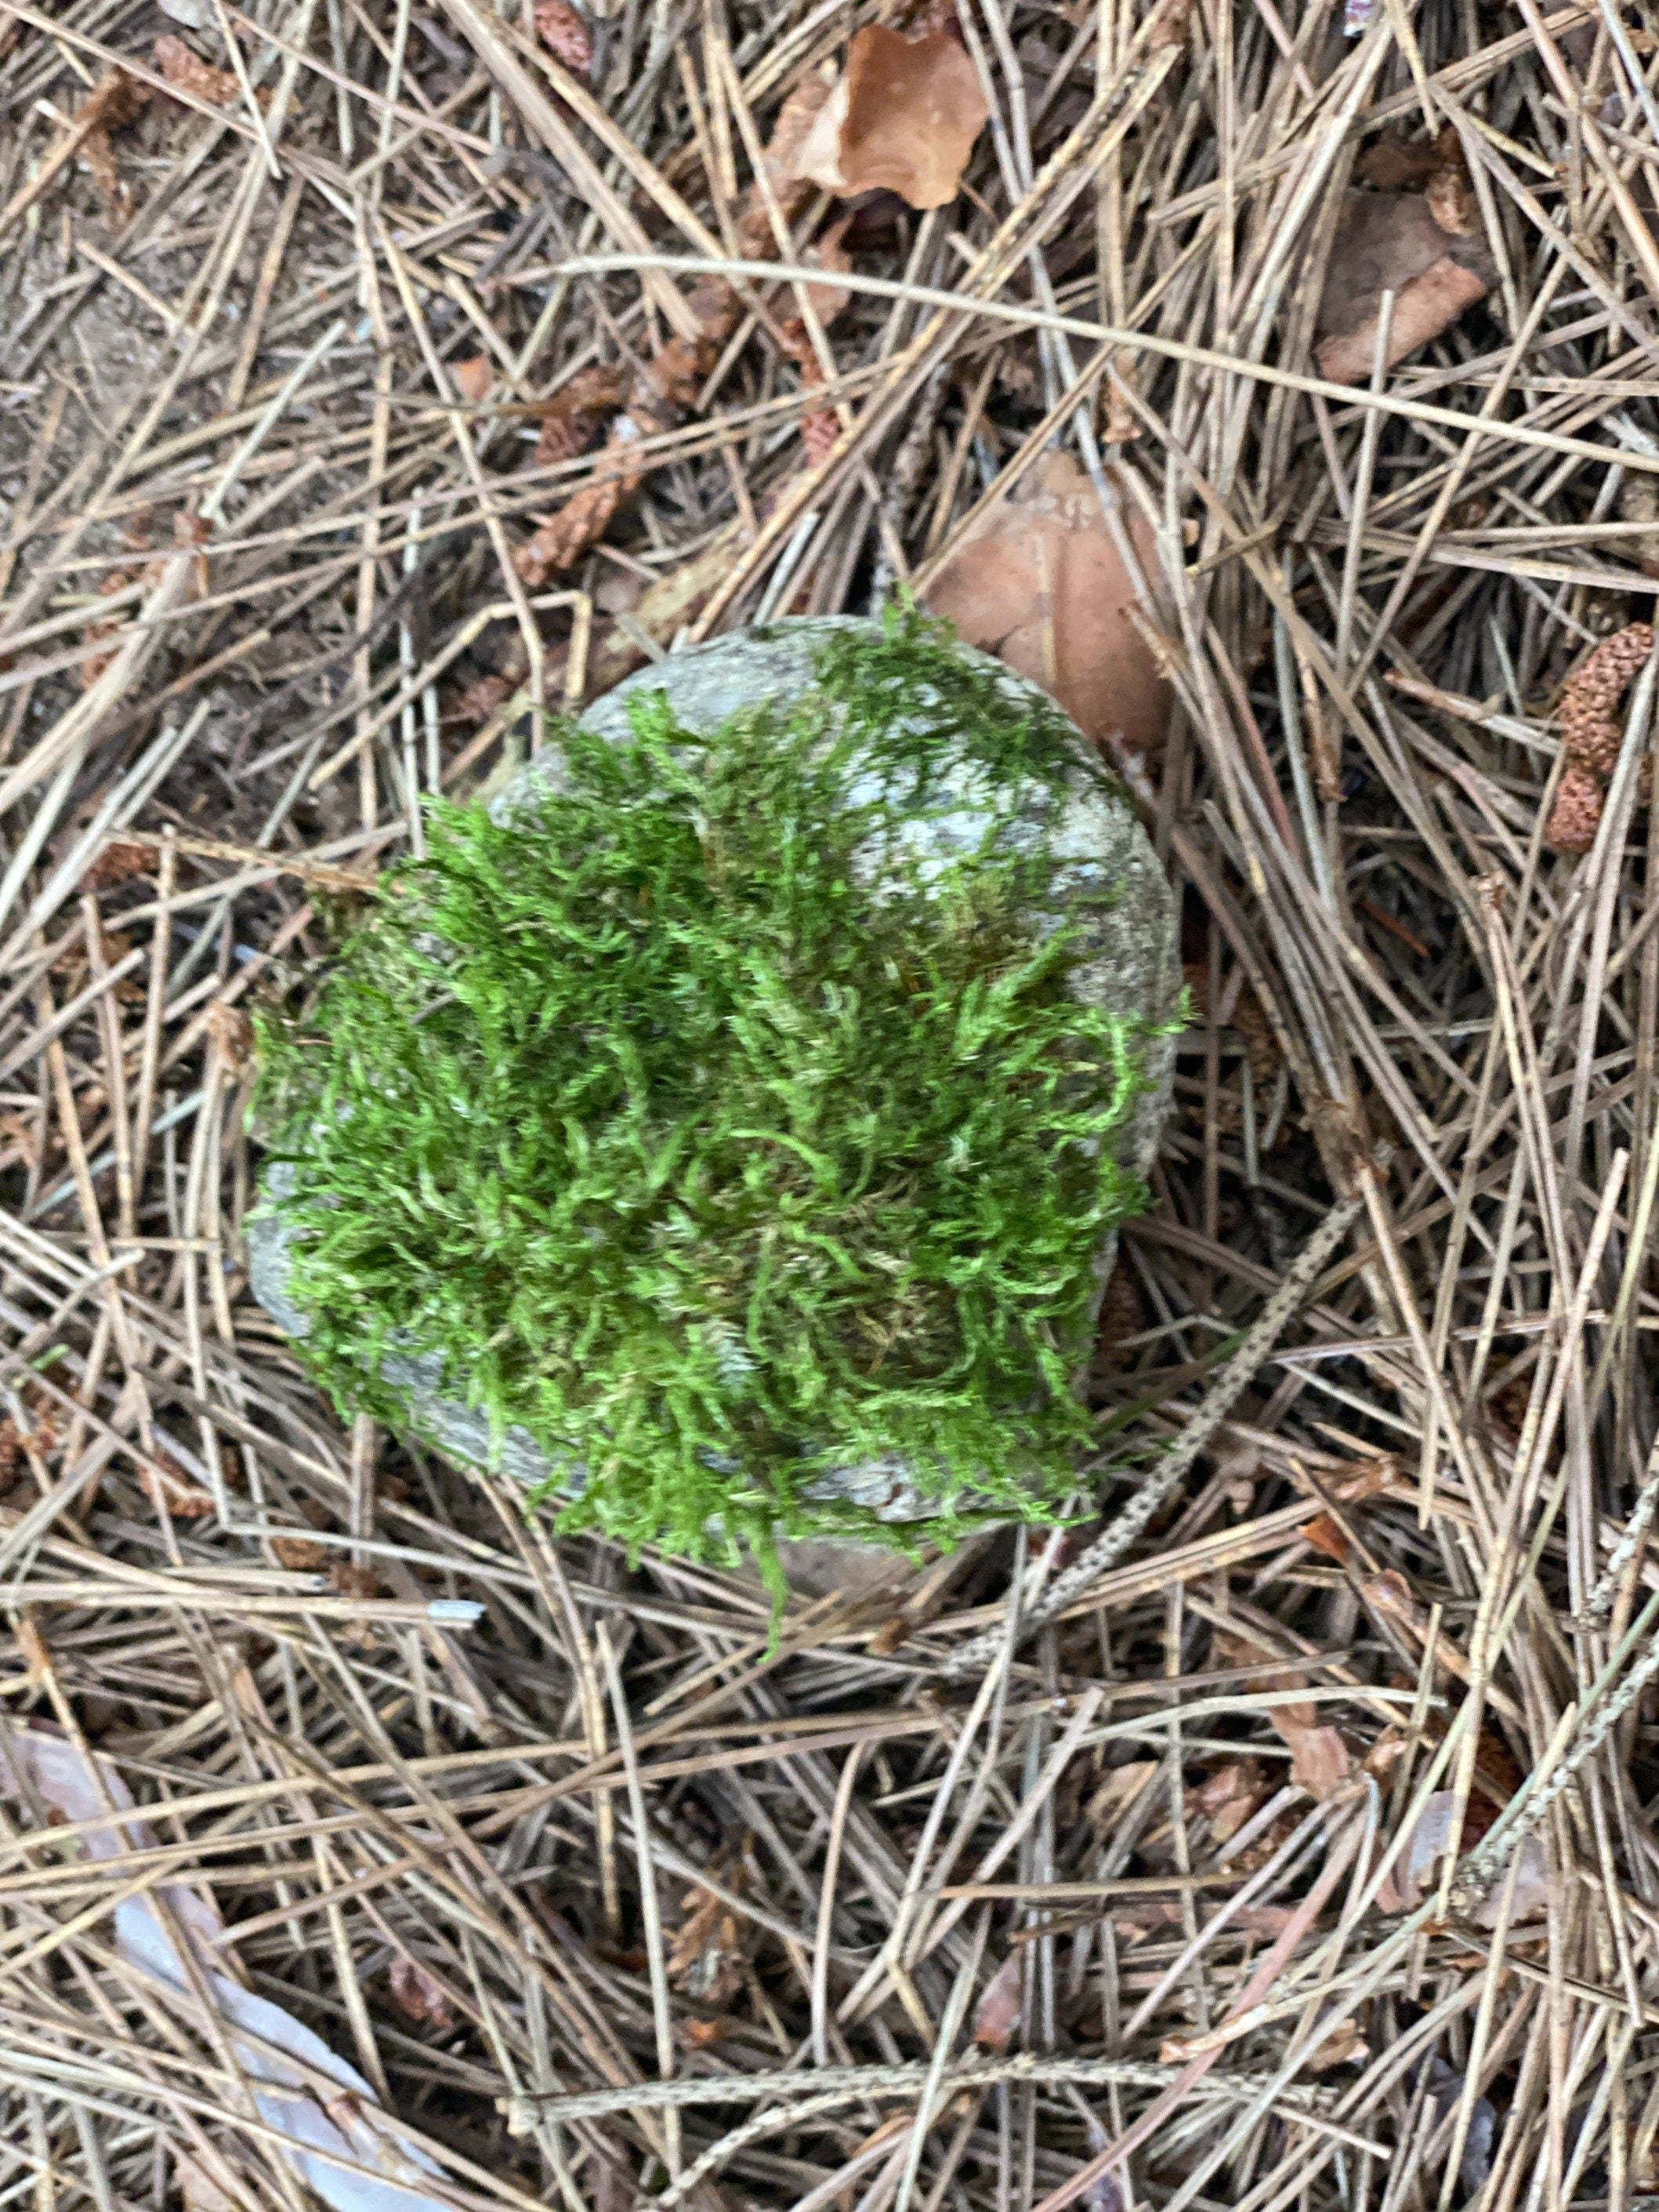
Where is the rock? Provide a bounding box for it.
[247,617,1180,1576]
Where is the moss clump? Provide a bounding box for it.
[253,611,1162,1583]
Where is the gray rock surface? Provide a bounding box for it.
[248,618,1180,1543]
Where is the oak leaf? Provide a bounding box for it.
[923,451,1172,754]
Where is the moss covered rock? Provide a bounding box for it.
[248,611,1180,1589]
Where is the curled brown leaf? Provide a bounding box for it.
[789,25,990,210]
[1297,1510,1350,1565]
[1315,191,1491,385]
[1287,1725,1350,1800]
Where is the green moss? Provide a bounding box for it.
[253,610,1165,1585]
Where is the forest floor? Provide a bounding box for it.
[2,2,1659,2209]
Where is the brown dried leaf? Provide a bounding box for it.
[1358,142,1438,190]
[795,216,854,328]
[515,473,636,587]
[85,135,128,225]
[648,334,716,416]
[1321,256,1488,384]
[1378,1792,1548,1920]
[388,1955,457,2032]
[1214,1627,1352,1797]
[1110,1897,1184,1942]
[81,618,122,692]
[762,74,835,198]
[1424,163,1474,236]
[452,355,494,404]
[83,69,152,134]
[790,26,990,210]
[530,362,628,466]
[513,82,835,582]
[533,0,592,74]
[271,1533,328,1572]
[1360,125,1476,233]
[1226,1804,1301,1875]
[777,302,842,468]
[800,408,839,466]
[152,34,267,109]
[1126,1898,1295,1942]
[1320,190,1449,309]
[0,1414,29,1487]
[1297,1510,1350,1565]
[1315,193,1490,385]
[330,1562,383,1605]
[667,1871,750,2007]
[79,71,152,229]
[1190,1757,1267,1845]
[1363,1567,1424,1630]
[1362,1726,1408,1782]
[972,1953,1023,2051]
[923,450,1172,753]
[172,508,212,599]
[1287,1724,1350,1800]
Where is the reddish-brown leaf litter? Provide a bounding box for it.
[2,3,1658,2210]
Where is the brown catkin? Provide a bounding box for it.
[1542,622,1656,853]
[1543,763,1605,854]
[1559,622,1654,778]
